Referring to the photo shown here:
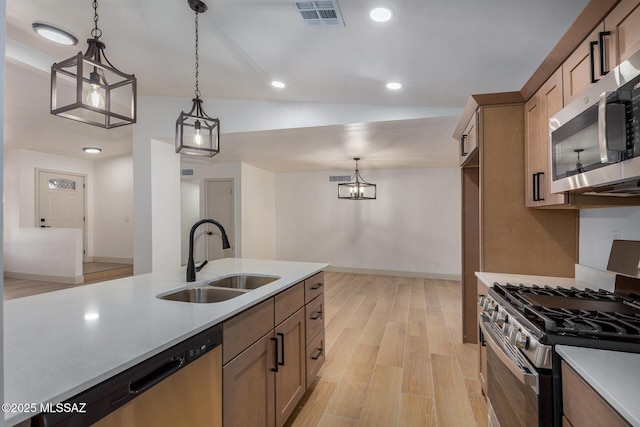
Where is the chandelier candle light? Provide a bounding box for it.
[338,158,377,200]
[175,0,220,157]
[50,0,137,128]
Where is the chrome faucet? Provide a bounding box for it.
[186,219,231,282]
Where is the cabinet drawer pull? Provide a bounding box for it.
[590,40,599,83]
[277,332,285,366]
[310,310,323,320]
[270,337,279,372]
[598,31,611,76]
[311,348,324,360]
[310,283,323,290]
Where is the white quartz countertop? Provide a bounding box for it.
[556,346,640,427]
[3,258,328,426]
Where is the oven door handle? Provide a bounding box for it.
[480,316,538,390]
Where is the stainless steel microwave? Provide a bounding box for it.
[550,48,640,195]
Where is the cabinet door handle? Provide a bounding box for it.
[270,337,279,372]
[590,40,599,83]
[532,173,538,202]
[536,172,545,201]
[310,310,323,320]
[598,31,611,76]
[310,283,323,290]
[277,332,285,366]
[460,134,468,156]
[311,347,324,360]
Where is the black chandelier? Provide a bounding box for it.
[50,0,137,128]
[175,0,220,157]
[338,158,377,200]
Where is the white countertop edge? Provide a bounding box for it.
[556,345,640,427]
[4,258,328,426]
[475,271,575,289]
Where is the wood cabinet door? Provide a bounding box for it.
[537,69,566,206]
[459,112,479,165]
[605,0,640,66]
[563,24,605,105]
[525,91,542,207]
[274,308,306,427]
[223,333,276,427]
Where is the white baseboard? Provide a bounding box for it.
[89,257,134,265]
[4,271,83,285]
[325,266,461,281]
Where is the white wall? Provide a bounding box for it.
[275,168,461,278]
[241,163,276,259]
[150,140,181,273]
[180,180,201,265]
[579,207,640,270]
[93,154,134,261]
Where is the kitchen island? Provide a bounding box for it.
[3,258,327,426]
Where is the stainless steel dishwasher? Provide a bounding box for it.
[33,324,222,427]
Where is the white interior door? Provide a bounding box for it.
[205,179,235,260]
[37,170,86,256]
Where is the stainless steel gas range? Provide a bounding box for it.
[479,280,640,427]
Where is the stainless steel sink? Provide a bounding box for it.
[205,275,279,290]
[158,287,247,303]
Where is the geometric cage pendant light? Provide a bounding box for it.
[50,0,137,128]
[338,158,377,200]
[175,0,221,157]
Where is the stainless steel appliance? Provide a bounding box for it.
[33,324,222,426]
[479,283,640,426]
[550,48,640,195]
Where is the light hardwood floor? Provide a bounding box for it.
[286,272,488,427]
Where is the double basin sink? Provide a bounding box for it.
[158,275,279,303]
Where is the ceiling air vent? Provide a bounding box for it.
[329,175,351,182]
[292,1,345,27]
[181,169,194,176]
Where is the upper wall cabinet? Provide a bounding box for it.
[525,69,567,207]
[459,112,479,166]
[605,0,640,65]
[564,0,640,105]
[563,24,607,105]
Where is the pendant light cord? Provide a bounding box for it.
[90,0,102,39]
[194,11,201,99]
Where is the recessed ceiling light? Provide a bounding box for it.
[83,147,102,154]
[386,82,402,90]
[370,7,393,22]
[271,81,286,89]
[32,22,78,46]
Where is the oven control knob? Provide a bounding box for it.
[478,296,487,308]
[492,310,508,327]
[503,322,513,336]
[512,331,530,350]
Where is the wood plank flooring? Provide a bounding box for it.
[286,272,488,427]
[4,262,133,300]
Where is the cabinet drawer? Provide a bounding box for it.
[223,298,275,365]
[304,272,324,304]
[275,282,304,326]
[561,361,630,427]
[305,294,324,343]
[305,330,325,387]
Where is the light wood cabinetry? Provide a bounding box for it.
[563,23,607,106]
[604,0,640,70]
[561,360,631,427]
[459,112,479,165]
[563,0,640,106]
[455,94,578,343]
[222,273,325,427]
[525,69,567,207]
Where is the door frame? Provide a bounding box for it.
[204,178,236,259]
[35,168,89,262]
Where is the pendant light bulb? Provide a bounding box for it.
[194,120,203,146]
[86,71,105,109]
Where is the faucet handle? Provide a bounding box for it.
[196,260,208,272]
